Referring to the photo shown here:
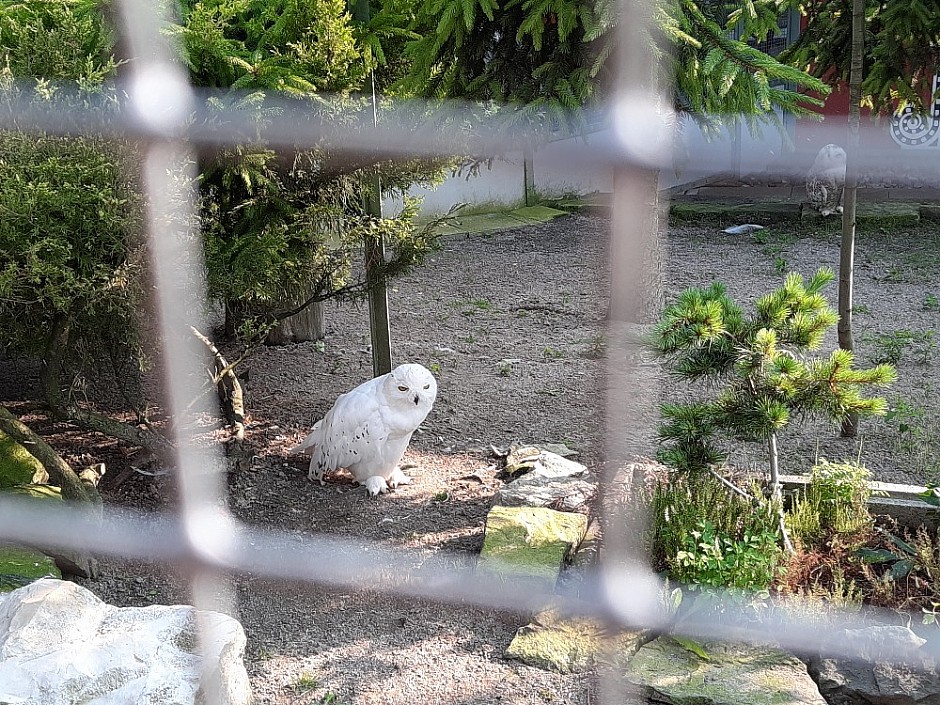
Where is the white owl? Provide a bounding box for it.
[290,363,437,496]
[805,143,847,217]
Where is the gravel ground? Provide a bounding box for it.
[2,212,938,703]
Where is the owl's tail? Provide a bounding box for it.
[289,422,321,455]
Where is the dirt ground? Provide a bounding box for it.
[3,212,939,703]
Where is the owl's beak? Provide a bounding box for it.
[414,394,420,405]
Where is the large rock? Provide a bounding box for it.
[498,446,595,511]
[0,431,48,489]
[0,546,60,592]
[0,578,251,704]
[496,473,595,511]
[626,637,827,705]
[504,446,588,478]
[478,506,587,591]
[808,626,940,705]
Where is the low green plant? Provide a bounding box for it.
[674,519,784,591]
[884,395,940,479]
[864,329,936,365]
[923,294,940,312]
[648,472,783,590]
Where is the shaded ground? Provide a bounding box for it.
[2,211,939,703]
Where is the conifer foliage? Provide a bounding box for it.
[652,268,895,502]
[401,0,829,134]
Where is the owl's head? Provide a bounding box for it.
[384,363,438,411]
[813,143,847,169]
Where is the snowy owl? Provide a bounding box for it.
[290,363,437,496]
[805,143,847,217]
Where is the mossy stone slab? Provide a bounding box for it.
[478,506,587,590]
[0,430,48,489]
[506,608,644,673]
[625,637,826,705]
[0,545,61,592]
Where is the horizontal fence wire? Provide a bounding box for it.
[0,0,938,701]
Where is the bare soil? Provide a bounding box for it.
[3,212,939,704]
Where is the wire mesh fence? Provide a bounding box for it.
[1,0,939,702]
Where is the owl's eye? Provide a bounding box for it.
[398,385,409,392]
[423,384,430,390]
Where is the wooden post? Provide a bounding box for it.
[523,147,535,206]
[351,0,392,376]
[364,170,392,376]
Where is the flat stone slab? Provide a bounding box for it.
[625,637,827,705]
[478,506,587,590]
[506,608,644,674]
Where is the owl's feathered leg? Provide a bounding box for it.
[387,467,412,488]
[363,475,389,496]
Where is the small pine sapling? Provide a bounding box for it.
[651,268,895,552]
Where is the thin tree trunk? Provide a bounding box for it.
[839,0,865,438]
[40,317,174,457]
[768,432,794,553]
[190,326,245,441]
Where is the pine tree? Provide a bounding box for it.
[651,268,895,551]
[400,0,830,135]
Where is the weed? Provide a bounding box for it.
[851,303,871,315]
[787,460,877,548]
[432,491,450,502]
[580,332,607,358]
[294,673,318,693]
[924,294,940,312]
[863,329,935,365]
[542,346,565,359]
[452,297,494,316]
[773,256,788,274]
[884,395,940,480]
[428,361,442,376]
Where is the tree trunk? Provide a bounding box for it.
[839,0,865,438]
[266,299,325,344]
[768,431,794,553]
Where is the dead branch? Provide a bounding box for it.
[190,326,245,441]
[0,405,97,504]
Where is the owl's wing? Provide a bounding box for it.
[307,388,388,479]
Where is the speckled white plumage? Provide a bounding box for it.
[806,143,847,217]
[291,363,437,496]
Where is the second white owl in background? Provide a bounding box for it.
[291,363,437,497]
[806,143,847,217]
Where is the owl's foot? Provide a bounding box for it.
[836,205,844,214]
[364,475,390,496]
[307,460,326,486]
[388,467,413,488]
